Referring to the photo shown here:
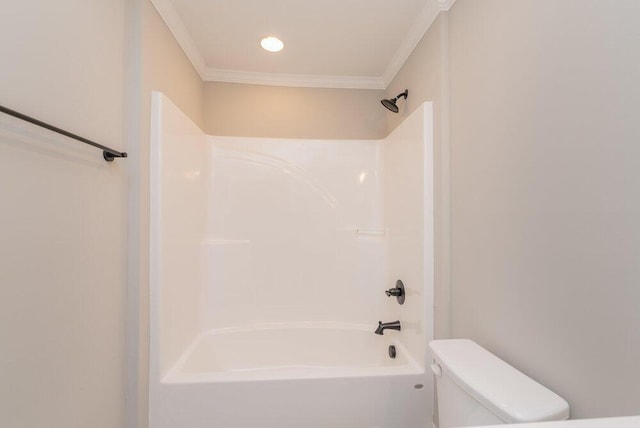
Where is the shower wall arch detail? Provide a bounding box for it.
[149,92,434,428]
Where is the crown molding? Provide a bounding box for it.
[202,68,385,90]
[150,0,455,90]
[439,0,457,11]
[381,0,456,87]
[149,0,206,77]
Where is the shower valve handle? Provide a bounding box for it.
[385,280,405,305]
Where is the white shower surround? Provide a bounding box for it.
[150,92,434,428]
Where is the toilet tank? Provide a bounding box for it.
[429,340,569,428]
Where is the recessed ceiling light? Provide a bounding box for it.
[260,36,284,53]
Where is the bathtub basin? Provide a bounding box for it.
[164,323,422,382]
[151,323,431,428]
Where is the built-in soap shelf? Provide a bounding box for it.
[201,239,251,245]
[355,229,385,237]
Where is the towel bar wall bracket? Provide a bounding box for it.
[0,104,127,162]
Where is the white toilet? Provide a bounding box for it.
[429,339,570,427]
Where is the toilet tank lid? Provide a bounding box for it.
[429,339,570,424]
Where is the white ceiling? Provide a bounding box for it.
[150,0,456,89]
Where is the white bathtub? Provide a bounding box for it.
[164,323,422,382]
[152,324,431,428]
[150,94,435,428]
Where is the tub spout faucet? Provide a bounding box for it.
[375,320,401,335]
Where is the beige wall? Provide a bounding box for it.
[448,0,640,419]
[385,14,452,341]
[128,1,205,428]
[385,15,443,136]
[204,82,385,139]
[0,1,128,427]
[141,1,204,130]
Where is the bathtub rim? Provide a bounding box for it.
[161,321,425,384]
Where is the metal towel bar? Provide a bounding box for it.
[0,104,127,162]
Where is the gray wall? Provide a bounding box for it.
[448,0,640,418]
[390,0,640,419]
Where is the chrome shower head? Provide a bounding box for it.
[380,89,408,113]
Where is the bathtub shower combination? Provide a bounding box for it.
[150,93,434,428]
